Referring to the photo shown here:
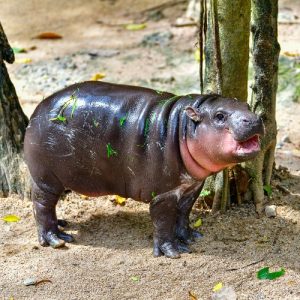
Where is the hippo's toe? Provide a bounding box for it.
[176,240,192,253]
[176,226,203,244]
[159,242,181,259]
[57,231,74,243]
[38,229,74,248]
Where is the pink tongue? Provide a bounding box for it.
[238,136,259,153]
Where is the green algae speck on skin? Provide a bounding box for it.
[151,191,157,198]
[49,89,79,123]
[49,115,67,123]
[106,143,118,158]
[93,119,99,128]
[158,95,180,106]
[144,117,151,137]
[70,92,79,119]
[119,115,127,127]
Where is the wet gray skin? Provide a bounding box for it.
[24,81,264,258]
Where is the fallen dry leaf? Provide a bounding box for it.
[91,73,106,81]
[2,215,21,223]
[35,32,62,39]
[15,58,32,64]
[188,291,198,300]
[111,195,126,206]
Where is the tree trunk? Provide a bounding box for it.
[0,22,28,197]
[200,0,251,211]
[203,0,251,98]
[246,0,280,214]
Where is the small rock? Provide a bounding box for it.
[141,32,173,47]
[23,278,37,286]
[212,286,237,300]
[278,8,298,23]
[265,205,277,218]
[281,135,291,143]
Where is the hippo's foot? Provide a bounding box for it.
[153,240,192,258]
[176,226,203,244]
[38,228,74,248]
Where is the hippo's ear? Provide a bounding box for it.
[185,106,202,122]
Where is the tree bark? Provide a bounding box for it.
[200,0,251,211]
[204,0,251,99]
[0,22,28,197]
[246,0,280,214]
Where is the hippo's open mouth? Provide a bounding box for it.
[236,135,260,156]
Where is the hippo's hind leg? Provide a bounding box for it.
[176,182,204,244]
[31,179,74,248]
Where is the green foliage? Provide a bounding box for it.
[200,189,211,197]
[12,47,26,53]
[263,185,272,197]
[278,56,300,102]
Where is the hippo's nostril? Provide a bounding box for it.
[242,119,250,124]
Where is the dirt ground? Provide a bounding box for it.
[0,0,300,299]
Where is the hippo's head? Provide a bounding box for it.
[180,95,264,179]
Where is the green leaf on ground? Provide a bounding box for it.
[2,215,21,223]
[131,276,140,282]
[257,267,285,280]
[213,282,223,292]
[12,47,27,53]
[125,23,147,31]
[193,218,202,228]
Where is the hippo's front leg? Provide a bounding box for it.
[176,182,204,244]
[31,180,74,248]
[150,185,199,259]
[150,190,181,258]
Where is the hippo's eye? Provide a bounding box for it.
[215,112,225,122]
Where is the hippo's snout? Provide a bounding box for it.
[231,112,264,142]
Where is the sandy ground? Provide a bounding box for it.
[0,0,300,299]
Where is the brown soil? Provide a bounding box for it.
[0,0,299,299]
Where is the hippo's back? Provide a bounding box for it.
[24,81,187,200]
